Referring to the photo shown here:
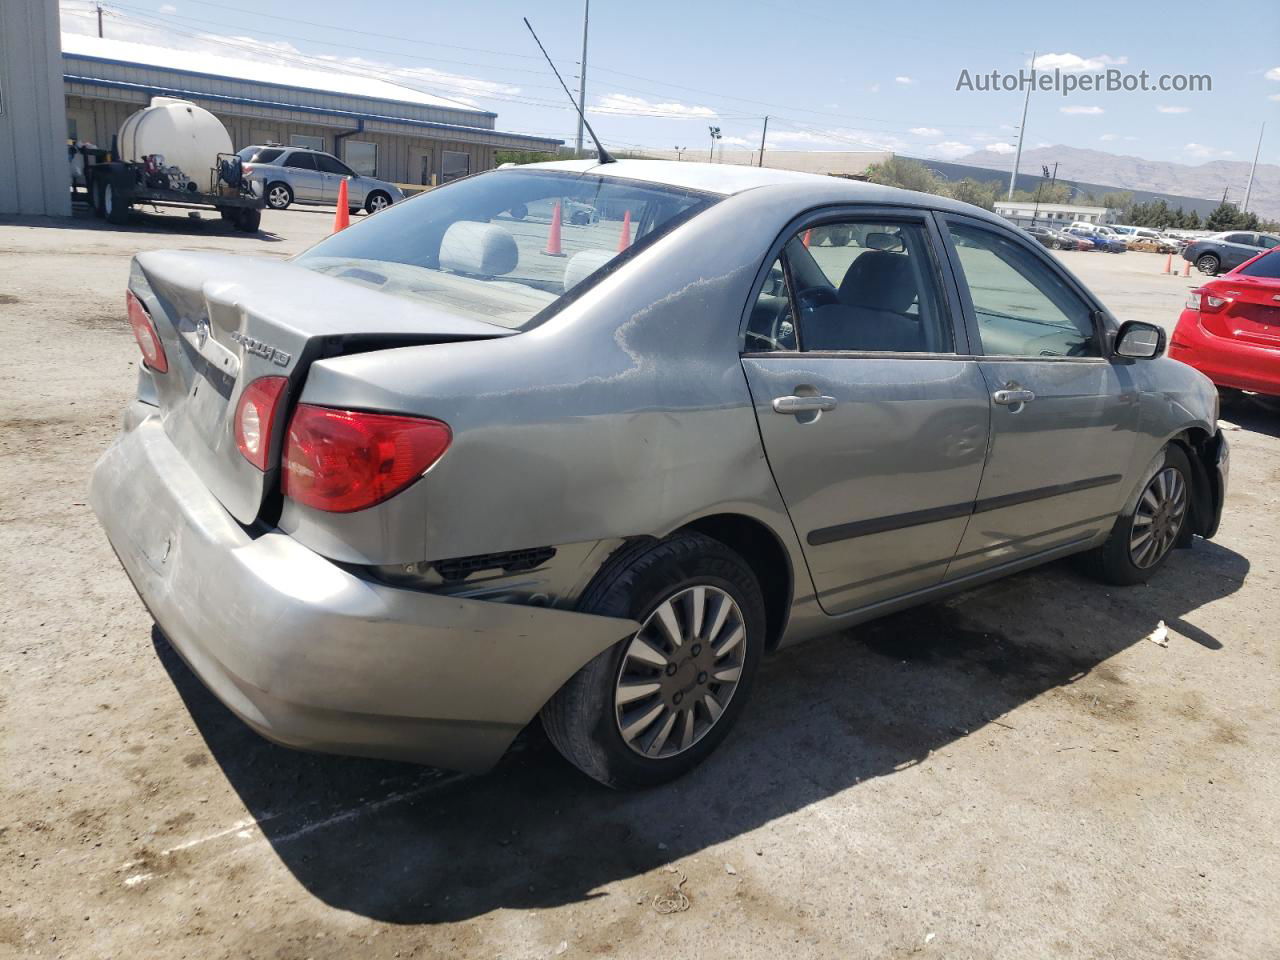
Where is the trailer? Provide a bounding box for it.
[83,152,265,232]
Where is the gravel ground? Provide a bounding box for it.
[2,205,1277,960]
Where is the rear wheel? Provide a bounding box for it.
[90,177,106,218]
[103,183,130,225]
[541,533,765,789]
[265,182,293,210]
[1196,253,1221,276]
[233,207,261,233]
[1087,444,1192,585]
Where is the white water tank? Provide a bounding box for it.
[118,97,232,190]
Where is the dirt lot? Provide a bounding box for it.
[2,206,1277,960]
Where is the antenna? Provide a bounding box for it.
[522,17,615,164]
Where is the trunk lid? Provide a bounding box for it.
[130,250,510,524]
[1204,275,1280,348]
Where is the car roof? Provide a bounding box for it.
[515,158,991,216]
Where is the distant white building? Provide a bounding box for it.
[994,200,1110,228]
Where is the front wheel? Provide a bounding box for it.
[541,533,765,789]
[1196,253,1220,276]
[1086,444,1192,585]
[365,191,392,213]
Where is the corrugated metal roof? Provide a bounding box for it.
[61,32,490,115]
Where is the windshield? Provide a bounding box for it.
[294,169,718,329]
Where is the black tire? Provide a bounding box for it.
[265,182,293,210]
[1196,253,1220,276]
[541,532,766,789]
[234,207,261,233]
[364,191,392,214]
[216,205,233,221]
[103,182,130,225]
[90,177,106,218]
[1086,444,1193,586]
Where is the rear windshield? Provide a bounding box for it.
[293,169,718,329]
[1239,250,1280,279]
[238,147,283,164]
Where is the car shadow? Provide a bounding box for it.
[1221,401,1280,439]
[155,538,1248,925]
[0,203,283,242]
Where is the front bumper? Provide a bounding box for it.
[89,414,637,772]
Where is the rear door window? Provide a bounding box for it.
[284,152,317,170]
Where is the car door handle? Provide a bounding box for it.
[992,388,1036,405]
[773,395,837,414]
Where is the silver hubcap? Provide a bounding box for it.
[268,187,289,207]
[1198,256,1216,273]
[370,195,389,210]
[614,585,746,759]
[1130,466,1187,568]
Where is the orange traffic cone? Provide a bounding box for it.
[1182,260,1191,277]
[543,201,565,257]
[617,209,632,252]
[332,178,350,232]
[1162,252,1172,274]
[802,228,812,248]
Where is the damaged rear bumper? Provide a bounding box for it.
[89,417,638,772]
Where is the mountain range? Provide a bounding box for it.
[952,146,1279,221]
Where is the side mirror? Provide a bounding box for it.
[1114,320,1166,359]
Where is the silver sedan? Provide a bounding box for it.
[237,145,404,213]
[91,159,1227,788]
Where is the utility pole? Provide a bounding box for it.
[1008,50,1035,201]
[97,3,104,38]
[1242,122,1266,214]
[574,0,589,159]
[757,116,769,168]
[708,125,721,162]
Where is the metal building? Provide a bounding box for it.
[61,33,560,187]
[0,0,70,217]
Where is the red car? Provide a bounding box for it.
[1171,248,1280,400]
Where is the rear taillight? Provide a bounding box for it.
[1186,288,1229,312]
[126,290,167,373]
[242,164,254,174]
[282,405,451,513]
[234,376,289,470]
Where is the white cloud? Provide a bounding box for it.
[1032,52,1127,73]
[894,76,913,85]
[158,3,177,12]
[1266,66,1280,81]
[1099,133,1119,141]
[926,141,973,159]
[768,127,907,152]
[1156,104,1191,114]
[868,83,880,93]
[909,127,942,137]
[589,93,716,119]
[1270,93,1280,102]
[1184,142,1234,159]
[1060,105,1105,115]
[985,142,1017,155]
[720,135,750,147]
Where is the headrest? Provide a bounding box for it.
[439,221,518,277]
[838,250,918,314]
[563,249,616,292]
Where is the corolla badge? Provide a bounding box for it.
[230,330,291,367]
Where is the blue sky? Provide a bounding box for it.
[61,0,1280,167]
